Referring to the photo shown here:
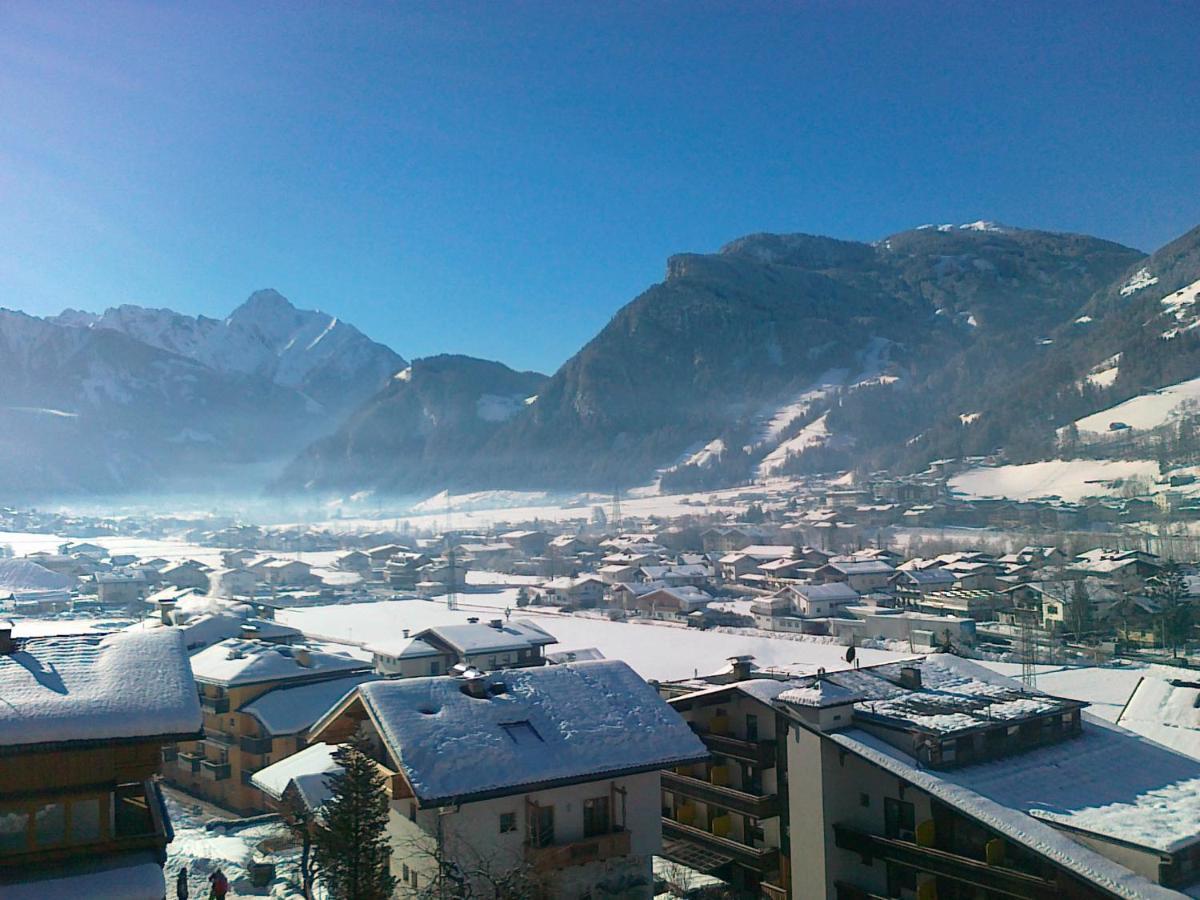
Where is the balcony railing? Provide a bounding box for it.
[662,818,779,873]
[239,734,274,755]
[200,695,230,714]
[525,829,631,870]
[832,824,1059,900]
[161,745,178,763]
[699,732,777,768]
[201,760,232,781]
[177,750,204,774]
[205,729,237,747]
[761,881,789,900]
[662,771,779,818]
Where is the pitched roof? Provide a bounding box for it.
[353,660,707,806]
[251,741,341,812]
[242,673,380,736]
[189,638,369,686]
[0,629,201,751]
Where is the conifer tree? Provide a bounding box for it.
[314,736,397,900]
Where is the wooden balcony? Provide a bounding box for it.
[239,734,274,755]
[662,818,779,874]
[177,750,204,774]
[760,880,789,900]
[200,694,230,714]
[201,760,231,781]
[204,729,237,747]
[700,732,777,768]
[525,828,630,870]
[833,824,1059,900]
[662,771,779,818]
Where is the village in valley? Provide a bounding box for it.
[7,458,1200,899]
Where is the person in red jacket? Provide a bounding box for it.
[207,868,229,900]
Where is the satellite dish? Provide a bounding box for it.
[845,645,856,663]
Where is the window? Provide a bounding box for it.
[34,803,65,847]
[70,798,101,844]
[859,793,870,808]
[583,796,610,837]
[884,797,915,841]
[501,721,544,745]
[409,803,417,822]
[402,863,410,882]
[500,812,516,833]
[429,661,440,675]
[746,713,759,741]
[0,808,29,854]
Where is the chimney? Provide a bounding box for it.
[459,668,489,699]
[402,628,410,638]
[0,620,12,654]
[294,648,313,668]
[899,665,922,690]
[489,619,503,630]
[727,655,754,681]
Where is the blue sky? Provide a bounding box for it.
[2,2,1198,373]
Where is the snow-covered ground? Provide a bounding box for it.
[949,459,1159,503]
[278,592,907,682]
[1072,375,1200,436]
[977,662,1144,722]
[165,788,301,899]
[758,413,831,476]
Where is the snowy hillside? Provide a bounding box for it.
[1073,375,1200,436]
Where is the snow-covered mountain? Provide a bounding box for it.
[55,289,403,413]
[0,292,404,497]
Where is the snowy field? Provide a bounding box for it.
[977,661,1144,722]
[279,591,906,682]
[949,459,1159,503]
[1073,375,1200,436]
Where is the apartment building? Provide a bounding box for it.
[0,623,202,898]
[165,637,371,814]
[661,655,1200,899]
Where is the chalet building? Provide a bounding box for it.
[385,552,430,589]
[309,661,707,899]
[0,623,202,898]
[703,527,768,554]
[165,638,371,814]
[814,560,895,593]
[889,567,957,600]
[159,560,211,591]
[534,574,606,607]
[626,586,713,621]
[500,529,549,555]
[661,655,1200,899]
[259,558,313,586]
[333,549,372,574]
[94,570,148,607]
[752,584,862,633]
[208,566,258,599]
[908,588,1004,621]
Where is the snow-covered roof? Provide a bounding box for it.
[421,619,556,655]
[189,638,369,686]
[368,636,442,659]
[785,582,860,602]
[830,728,1186,900]
[1117,666,1200,761]
[350,660,708,806]
[0,629,201,750]
[251,741,341,812]
[241,673,379,736]
[0,558,72,593]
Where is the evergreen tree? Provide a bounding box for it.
[314,737,397,900]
